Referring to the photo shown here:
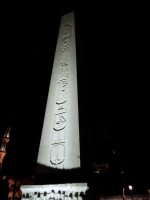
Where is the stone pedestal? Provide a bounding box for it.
[21,183,88,200]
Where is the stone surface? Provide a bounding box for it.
[21,183,88,199]
[36,12,80,173]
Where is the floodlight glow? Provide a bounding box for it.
[129,185,132,190]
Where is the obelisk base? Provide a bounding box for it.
[21,183,88,199]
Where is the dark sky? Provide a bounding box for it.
[0,3,149,185]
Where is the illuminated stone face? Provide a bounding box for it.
[36,12,80,173]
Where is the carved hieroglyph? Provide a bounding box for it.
[36,12,80,173]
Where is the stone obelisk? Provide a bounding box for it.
[21,12,88,199]
[36,12,80,174]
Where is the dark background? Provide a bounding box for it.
[0,2,149,187]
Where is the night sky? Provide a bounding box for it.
[0,3,149,186]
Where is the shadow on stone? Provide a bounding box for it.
[35,163,89,185]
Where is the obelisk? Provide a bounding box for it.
[21,12,88,199]
[36,12,80,173]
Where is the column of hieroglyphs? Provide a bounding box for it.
[36,12,80,173]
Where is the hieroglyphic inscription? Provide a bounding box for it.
[50,18,71,166]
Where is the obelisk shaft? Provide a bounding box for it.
[36,12,80,174]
